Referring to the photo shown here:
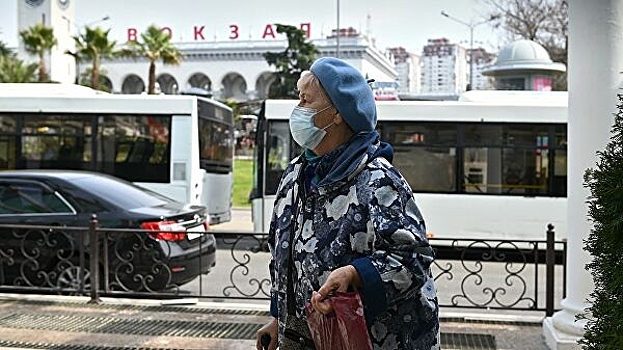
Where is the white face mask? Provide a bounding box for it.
[289,105,334,149]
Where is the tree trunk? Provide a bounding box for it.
[92,56,100,90]
[148,61,156,94]
[38,52,47,82]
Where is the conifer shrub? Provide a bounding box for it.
[581,94,623,349]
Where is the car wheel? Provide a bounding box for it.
[56,263,92,295]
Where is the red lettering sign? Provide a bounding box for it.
[161,26,173,39]
[229,24,239,40]
[127,28,138,42]
[194,26,205,40]
[124,23,313,42]
[262,24,276,39]
[300,23,311,38]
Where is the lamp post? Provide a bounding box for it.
[62,15,110,33]
[87,15,110,27]
[440,11,497,90]
[336,0,340,58]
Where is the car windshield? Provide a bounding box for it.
[72,175,174,209]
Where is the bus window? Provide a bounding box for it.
[0,116,17,169]
[552,123,567,196]
[197,98,234,174]
[265,121,300,195]
[199,118,234,172]
[463,124,552,195]
[553,149,567,196]
[20,114,90,170]
[97,115,171,183]
[381,122,457,192]
[126,138,155,163]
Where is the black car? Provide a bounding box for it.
[0,170,216,292]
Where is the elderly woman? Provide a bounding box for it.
[255,57,439,350]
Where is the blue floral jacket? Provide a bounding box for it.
[268,136,440,350]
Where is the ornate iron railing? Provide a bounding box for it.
[429,231,567,315]
[0,218,566,316]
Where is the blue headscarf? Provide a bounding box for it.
[304,131,393,190]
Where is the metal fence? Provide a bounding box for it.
[0,218,566,316]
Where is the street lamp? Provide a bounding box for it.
[336,0,340,58]
[62,15,110,33]
[441,10,497,90]
[86,15,110,28]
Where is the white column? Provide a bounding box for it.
[542,1,623,349]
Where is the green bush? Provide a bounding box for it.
[581,94,623,349]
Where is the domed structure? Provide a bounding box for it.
[481,40,566,91]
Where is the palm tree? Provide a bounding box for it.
[19,23,57,82]
[66,26,118,90]
[124,24,182,94]
[0,40,13,57]
[0,39,36,83]
[0,55,37,83]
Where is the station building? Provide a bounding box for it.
[16,0,398,101]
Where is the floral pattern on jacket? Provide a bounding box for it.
[268,153,440,350]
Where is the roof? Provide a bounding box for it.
[0,169,111,181]
[481,40,566,76]
[0,83,107,96]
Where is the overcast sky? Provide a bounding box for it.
[0,0,503,54]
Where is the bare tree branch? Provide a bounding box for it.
[479,0,568,89]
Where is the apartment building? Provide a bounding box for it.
[469,47,496,90]
[420,38,467,96]
[387,46,421,94]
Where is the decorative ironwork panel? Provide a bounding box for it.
[0,226,88,293]
[103,230,177,293]
[216,233,271,299]
[430,238,565,311]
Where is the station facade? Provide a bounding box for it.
[16,0,397,102]
[101,36,398,101]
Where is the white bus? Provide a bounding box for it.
[0,83,234,225]
[250,92,568,241]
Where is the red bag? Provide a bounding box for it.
[305,291,373,350]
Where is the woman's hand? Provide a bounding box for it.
[255,317,278,350]
[310,265,362,314]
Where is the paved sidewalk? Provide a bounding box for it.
[0,294,264,350]
[0,293,551,350]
